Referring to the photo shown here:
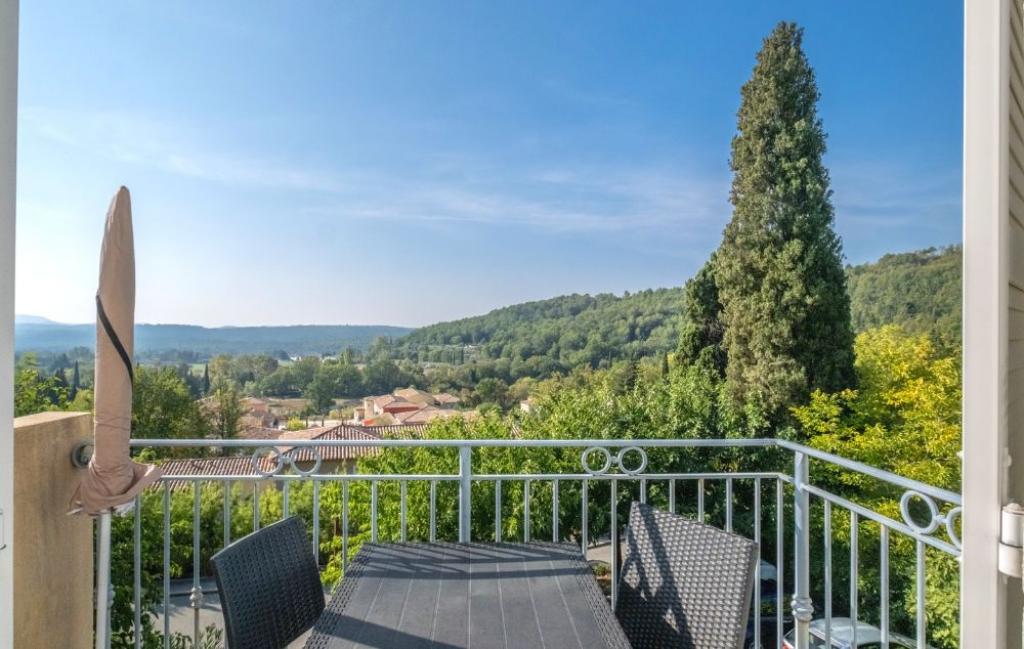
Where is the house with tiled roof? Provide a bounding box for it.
[353,388,466,426]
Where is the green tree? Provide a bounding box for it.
[210,381,243,439]
[713,22,854,419]
[14,353,67,416]
[677,256,726,375]
[70,360,81,401]
[793,325,960,647]
[132,367,210,453]
[201,363,210,395]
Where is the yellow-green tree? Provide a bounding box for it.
[793,325,961,647]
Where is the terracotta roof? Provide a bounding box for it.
[394,388,436,405]
[156,456,271,492]
[433,392,461,405]
[282,425,381,463]
[238,426,284,441]
[358,423,428,438]
[394,406,463,424]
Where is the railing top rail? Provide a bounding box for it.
[777,439,961,505]
[127,436,961,505]
[128,437,777,449]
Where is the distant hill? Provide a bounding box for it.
[15,323,414,357]
[396,288,685,369]
[15,314,61,325]
[846,245,961,346]
[15,246,961,362]
[396,245,963,372]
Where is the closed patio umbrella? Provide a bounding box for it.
[70,186,162,649]
[72,186,161,512]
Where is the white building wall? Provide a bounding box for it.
[0,2,16,647]
[963,0,1022,646]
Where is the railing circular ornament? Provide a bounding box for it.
[581,447,613,475]
[293,450,323,476]
[580,446,649,476]
[253,447,286,477]
[251,446,323,477]
[617,446,648,475]
[945,506,962,550]
[900,489,941,535]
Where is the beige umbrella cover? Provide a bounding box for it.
[72,187,161,514]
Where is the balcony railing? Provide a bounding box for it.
[105,437,962,649]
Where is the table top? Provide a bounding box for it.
[304,542,631,649]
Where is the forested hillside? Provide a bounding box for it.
[396,288,684,370]
[846,245,961,347]
[396,245,962,380]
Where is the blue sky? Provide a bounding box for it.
[15,2,962,327]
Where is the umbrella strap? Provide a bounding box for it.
[96,295,134,384]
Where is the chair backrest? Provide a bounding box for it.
[211,516,325,649]
[615,502,758,649]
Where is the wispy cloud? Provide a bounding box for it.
[22,107,347,193]
[23,106,731,234]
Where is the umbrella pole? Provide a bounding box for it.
[95,510,112,649]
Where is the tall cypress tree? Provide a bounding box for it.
[713,22,854,417]
[202,363,211,395]
[70,360,80,401]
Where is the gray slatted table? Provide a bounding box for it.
[304,542,631,649]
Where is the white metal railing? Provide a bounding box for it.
[100,437,961,649]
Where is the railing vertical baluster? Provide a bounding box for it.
[611,478,619,609]
[850,511,859,648]
[725,478,733,532]
[223,480,231,548]
[552,479,559,542]
[639,478,647,505]
[459,446,472,543]
[824,500,832,648]
[775,479,784,649]
[697,478,705,522]
[191,481,203,648]
[494,479,502,542]
[916,540,926,649]
[283,480,290,518]
[881,526,890,649]
[312,481,320,564]
[371,480,379,543]
[581,480,589,553]
[163,484,170,649]
[133,496,141,649]
[523,479,532,542]
[429,480,437,543]
[253,483,260,531]
[399,481,407,540]
[400,480,408,542]
[668,479,676,514]
[342,481,349,571]
[753,478,761,649]
[792,452,813,649]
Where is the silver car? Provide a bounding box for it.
[783,618,931,649]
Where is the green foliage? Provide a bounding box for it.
[713,22,854,419]
[846,246,961,349]
[676,257,725,375]
[133,367,211,453]
[209,381,243,439]
[793,325,961,647]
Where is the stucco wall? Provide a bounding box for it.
[13,411,93,649]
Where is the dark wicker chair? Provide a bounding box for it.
[211,516,325,649]
[615,502,759,649]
